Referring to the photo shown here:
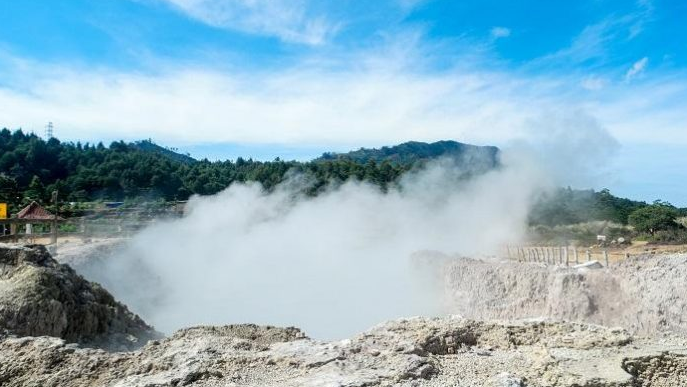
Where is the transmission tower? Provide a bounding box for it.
[45,122,54,139]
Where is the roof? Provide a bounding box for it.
[16,201,63,221]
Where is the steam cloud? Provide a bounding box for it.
[73,113,618,339]
[86,150,547,339]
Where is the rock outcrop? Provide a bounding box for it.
[441,253,687,336]
[0,244,159,350]
[0,317,686,386]
[1,243,687,386]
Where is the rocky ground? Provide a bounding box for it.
[1,243,687,386]
[0,244,159,351]
[440,252,687,336]
[1,316,686,386]
[48,237,128,270]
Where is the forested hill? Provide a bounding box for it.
[0,129,420,211]
[318,140,499,167]
[0,128,677,227]
[131,140,196,164]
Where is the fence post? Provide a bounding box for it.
[545,247,551,264]
[586,250,591,262]
[553,247,557,264]
[564,247,569,266]
[573,248,579,264]
[553,247,558,265]
[51,190,58,245]
[51,219,57,245]
[604,250,609,267]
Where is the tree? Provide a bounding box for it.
[628,205,679,235]
[0,174,19,206]
[24,175,46,203]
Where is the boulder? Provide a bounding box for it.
[0,244,159,350]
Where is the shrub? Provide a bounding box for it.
[628,205,680,235]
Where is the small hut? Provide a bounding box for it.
[13,201,63,238]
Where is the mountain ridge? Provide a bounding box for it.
[317,140,500,166]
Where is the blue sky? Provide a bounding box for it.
[0,0,686,204]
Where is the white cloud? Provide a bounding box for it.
[490,27,511,39]
[581,76,607,90]
[160,0,336,45]
[625,56,648,81]
[538,9,650,66]
[0,46,685,149]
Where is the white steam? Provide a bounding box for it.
[90,151,547,339]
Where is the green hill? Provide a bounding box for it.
[318,140,499,167]
[2,128,681,229]
[132,139,196,164]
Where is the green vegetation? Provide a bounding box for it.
[0,129,415,213]
[624,203,687,244]
[2,128,685,245]
[319,140,499,168]
[529,221,630,246]
[628,203,680,235]
[528,187,647,226]
[529,191,687,245]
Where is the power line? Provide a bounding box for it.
[45,122,54,139]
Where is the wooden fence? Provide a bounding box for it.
[504,246,633,268]
[1,207,183,244]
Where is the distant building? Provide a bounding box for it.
[15,201,63,235]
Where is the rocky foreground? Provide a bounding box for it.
[1,244,687,386]
[0,244,159,350]
[1,317,687,386]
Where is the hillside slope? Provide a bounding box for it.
[318,140,499,167]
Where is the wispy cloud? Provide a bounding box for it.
[581,76,607,90]
[490,27,511,39]
[542,17,624,64]
[537,6,652,68]
[625,56,648,81]
[1,42,685,148]
[160,0,337,45]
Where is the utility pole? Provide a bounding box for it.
[51,190,58,245]
[45,122,54,139]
